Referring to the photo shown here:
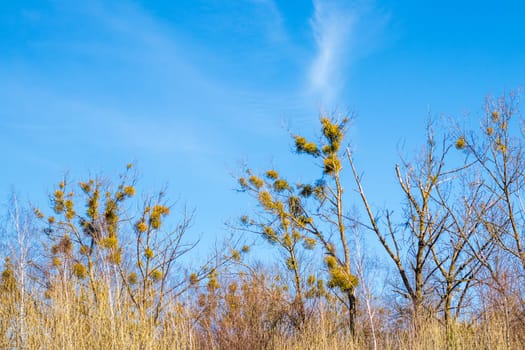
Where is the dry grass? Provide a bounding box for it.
[273,317,524,350]
[0,278,196,350]
[1,276,523,350]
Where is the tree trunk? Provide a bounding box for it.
[348,290,357,336]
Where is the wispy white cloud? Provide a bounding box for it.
[309,0,355,104]
[308,0,389,105]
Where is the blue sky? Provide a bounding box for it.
[1,0,525,249]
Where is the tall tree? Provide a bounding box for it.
[34,165,218,322]
[239,116,359,334]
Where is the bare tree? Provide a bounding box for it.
[458,92,525,272]
[429,171,495,325]
[350,219,379,350]
[1,192,37,347]
[348,122,486,329]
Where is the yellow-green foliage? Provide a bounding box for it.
[51,257,61,267]
[299,184,313,197]
[303,237,316,249]
[321,117,345,153]
[149,204,170,229]
[307,274,316,286]
[265,169,279,179]
[297,215,313,227]
[86,186,99,220]
[325,255,337,269]
[123,185,135,196]
[324,256,358,293]
[150,269,162,282]
[34,208,45,219]
[101,236,118,249]
[455,136,466,149]
[239,177,248,188]
[135,220,148,232]
[1,258,17,293]
[144,247,154,259]
[240,215,250,225]
[313,184,326,200]
[104,197,119,236]
[294,135,320,156]
[323,153,342,174]
[79,245,90,256]
[327,266,358,293]
[258,191,274,210]
[273,179,289,192]
[207,273,220,290]
[496,142,507,153]
[72,262,87,279]
[53,189,65,214]
[249,175,264,189]
[282,233,292,249]
[128,272,138,285]
[189,272,198,285]
[52,187,76,221]
[64,198,75,220]
[108,250,121,264]
[231,249,241,262]
[287,195,301,216]
[263,225,278,243]
[285,257,296,270]
[79,180,91,193]
[51,235,73,256]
